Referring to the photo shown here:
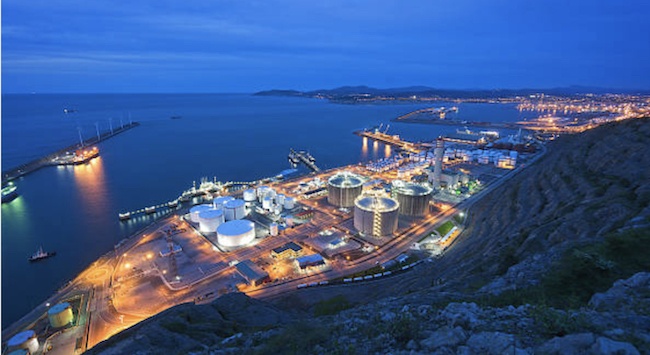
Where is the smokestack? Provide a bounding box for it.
[432,138,445,188]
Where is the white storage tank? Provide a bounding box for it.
[217,220,255,247]
[274,204,282,215]
[257,186,270,202]
[276,194,286,206]
[262,196,273,210]
[198,209,224,233]
[243,189,256,202]
[48,302,74,328]
[354,195,399,238]
[284,197,295,210]
[7,330,39,354]
[269,222,279,236]
[224,199,246,221]
[190,204,214,223]
[213,196,235,209]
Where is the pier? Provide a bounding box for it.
[395,106,459,121]
[354,129,425,153]
[2,122,140,185]
[288,149,321,172]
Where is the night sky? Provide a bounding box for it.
[3,0,649,93]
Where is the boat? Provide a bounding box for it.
[29,246,56,262]
[167,200,179,208]
[118,212,131,221]
[1,183,19,203]
[145,206,156,214]
[170,115,182,120]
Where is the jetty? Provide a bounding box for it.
[2,122,139,184]
[288,149,321,172]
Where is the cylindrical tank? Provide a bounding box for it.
[243,189,256,202]
[285,216,294,227]
[190,204,214,223]
[224,199,246,221]
[327,172,364,207]
[284,197,295,210]
[48,302,74,328]
[276,194,286,206]
[198,209,224,233]
[7,330,39,354]
[392,181,433,216]
[354,195,399,237]
[269,222,279,236]
[213,196,235,209]
[257,186,270,202]
[262,196,273,210]
[217,220,255,247]
[274,204,282,215]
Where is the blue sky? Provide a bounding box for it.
[3,0,649,93]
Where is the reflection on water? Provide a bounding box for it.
[361,137,368,160]
[57,157,110,218]
[384,144,391,158]
[1,196,30,236]
[373,140,378,156]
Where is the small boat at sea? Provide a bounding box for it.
[119,212,131,221]
[29,246,56,262]
[1,183,19,203]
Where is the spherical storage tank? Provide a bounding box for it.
[217,220,255,247]
[328,172,364,207]
[243,189,256,202]
[48,302,74,328]
[198,209,224,233]
[213,196,235,209]
[392,181,433,216]
[224,199,246,221]
[354,195,399,237]
[7,330,39,354]
[190,204,214,223]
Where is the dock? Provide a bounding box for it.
[2,122,140,185]
[354,129,424,153]
[288,149,321,172]
[395,106,459,121]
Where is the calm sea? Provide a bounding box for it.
[1,94,533,328]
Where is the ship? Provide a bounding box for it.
[118,212,131,221]
[29,246,56,262]
[1,183,19,203]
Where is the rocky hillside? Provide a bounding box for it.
[88,118,650,354]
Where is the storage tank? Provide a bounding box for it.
[48,302,74,328]
[7,330,39,354]
[262,196,273,210]
[198,209,224,233]
[243,189,256,202]
[213,196,235,209]
[327,172,364,207]
[217,220,256,247]
[257,186,270,202]
[190,204,214,223]
[276,194,286,206]
[224,199,246,221]
[392,181,433,216]
[269,222,279,236]
[274,204,282,215]
[284,197,295,210]
[354,195,399,238]
[285,216,294,227]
